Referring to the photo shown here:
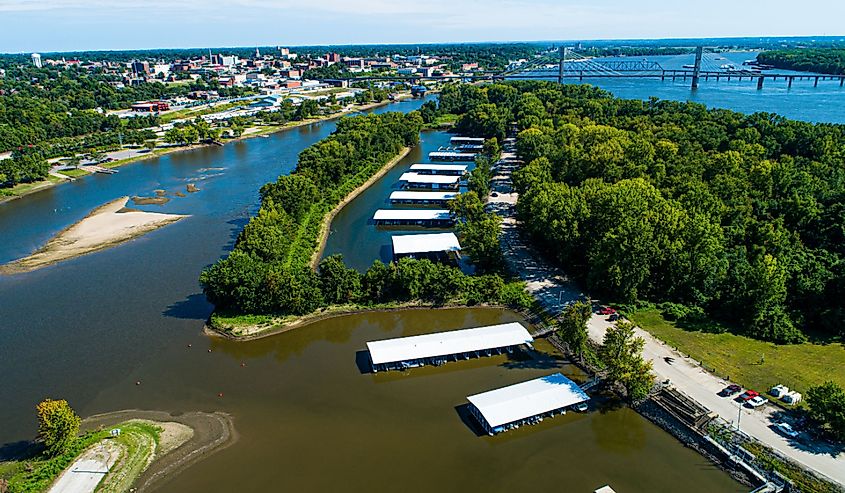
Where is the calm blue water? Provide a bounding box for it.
[518,51,845,123]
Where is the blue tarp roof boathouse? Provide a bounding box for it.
[467,373,590,435]
[366,322,534,372]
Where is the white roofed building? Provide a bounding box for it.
[409,163,468,176]
[366,322,533,372]
[399,172,460,190]
[392,232,461,261]
[389,191,458,205]
[372,209,453,226]
[467,373,590,435]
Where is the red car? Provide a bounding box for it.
[738,390,759,401]
[598,307,617,316]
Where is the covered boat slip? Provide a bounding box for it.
[392,232,461,261]
[372,209,454,227]
[429,151,478,162]
[389,191,459,205]
[399,172,461,190]
[450,137,485,145]
[467,373,590,435]
[409,163,468,176]
[366,322,534,372]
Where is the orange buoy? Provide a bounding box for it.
[217,392,224,397]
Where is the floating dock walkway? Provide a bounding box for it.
[467,372,590,435]
[366,322,533,372]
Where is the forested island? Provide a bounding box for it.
[435,81,845,346]
[758,48,845,75]
[199,111,531,335]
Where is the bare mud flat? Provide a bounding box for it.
[81,410,236,492]
[0,197,186,274]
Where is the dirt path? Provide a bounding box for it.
[47,441,122,493]
[490,137,845,487]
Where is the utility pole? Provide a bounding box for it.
[558,46,566,85]
[691,46,703,90]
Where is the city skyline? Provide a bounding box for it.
[1,0,844,53]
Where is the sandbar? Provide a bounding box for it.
[1,196,187,274]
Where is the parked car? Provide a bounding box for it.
[738,390,760,401]
[491,192,499,197]
[719,384,742,397]
[770,384,789,398]
[575,402,589,412]
[781,391,802,405]
[747,396,767,408]
[774,422,799,438]
[598,307,617,315]
[608,313,619,321]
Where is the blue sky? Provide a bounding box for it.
[1,0,843,53]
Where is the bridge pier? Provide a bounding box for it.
[840,77,844,87]
[757,77,764,90]
[788,77,793,88]
[691,46,703,90]
[815,76,819,87]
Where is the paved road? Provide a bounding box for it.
[48,440,121,493]
[490,138,845,487]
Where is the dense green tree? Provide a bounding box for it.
[319,255,362,305]
[598,321,654,401]
[806,381,845,441]
[557,300,592,361]
[36,399,80,456]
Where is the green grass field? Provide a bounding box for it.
[628,308,845,396]
[57,168,90,178]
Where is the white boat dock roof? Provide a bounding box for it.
[389,191,459,202]
[367,322,533,365]
[450,137,485,143]
[399,173,461,184]
[373,209,452,221]
[409,163,468,173]
[429,151,477,160]
[467,373,589,428]
[392,232,461,255]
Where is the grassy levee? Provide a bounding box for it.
[0,421,165,493]
[628,308,845,396]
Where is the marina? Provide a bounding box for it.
[466,372,591,435]
[366,322,534,372]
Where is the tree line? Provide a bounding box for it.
[441,80,844,345]
[757,49,845,75]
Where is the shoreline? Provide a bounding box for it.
[206,303,522,341]
[0,196,187,275]
[309,146,412,269]
[0,95,414,206]
[79,409,236,492]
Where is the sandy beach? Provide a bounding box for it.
[1,196,187,274]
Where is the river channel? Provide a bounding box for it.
[5,69,843,490]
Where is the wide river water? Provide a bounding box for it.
[4,68,844,490]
